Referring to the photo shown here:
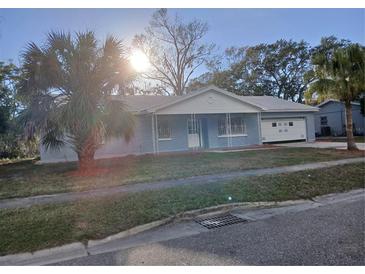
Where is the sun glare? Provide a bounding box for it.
[130,50,150,72]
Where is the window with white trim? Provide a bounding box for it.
[218,115,246,136]
[231,117,246,135]
[158,120,171,139]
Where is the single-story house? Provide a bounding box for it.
[314,99,365,137]
[40,86,318,163]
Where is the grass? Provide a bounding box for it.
[0,147,364,199]
[0,162,364,256]
[317,136,365,143]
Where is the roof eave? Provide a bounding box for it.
[316,99,360,108]
[151,86,265,113]
[262,108,319,112]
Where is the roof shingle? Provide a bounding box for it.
[112,86,318,113]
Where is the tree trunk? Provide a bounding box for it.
[77,146,97,172]
[344,101,358,151]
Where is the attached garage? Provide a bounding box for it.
[261,118,307,143]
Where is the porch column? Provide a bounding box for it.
[257,112,263,144]
[151,114,156,154]
[155,114,159,154]
[229,113,232,147]
[226,113,232,148]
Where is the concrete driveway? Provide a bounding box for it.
[276,141,365,151]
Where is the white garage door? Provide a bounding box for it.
[261,118,307,143]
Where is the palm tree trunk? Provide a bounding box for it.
[77,146,97,172]
[344,101,358,151]
[78,151,96,172]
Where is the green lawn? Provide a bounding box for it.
[317,136,365,143]
[0,147,364,199]
[0,162,364,256]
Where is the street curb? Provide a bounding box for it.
[0,242,87,266]
[181,200,311,218]
[87,217,176,248]
[87,200,309,252]
[0,200,304,266]
[0,189,362,265]
[87,202,284,248]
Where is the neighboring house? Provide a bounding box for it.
[314,100,365,137]
[40,86,318,163]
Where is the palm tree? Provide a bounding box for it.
[307,39,365,150]
[19,31,135,171]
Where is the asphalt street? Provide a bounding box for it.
[55,192,365,266]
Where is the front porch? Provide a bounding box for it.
[144,86,263,155]
[151,113,261,154]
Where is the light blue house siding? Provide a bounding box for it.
[155,113,260,152]
[314,101,365,136]
[40,112,316,163]
[130,113,261,153]
[207,113,260,148]
[40,113,260,162]
[154,114,188,152]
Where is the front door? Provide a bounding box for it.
[187,118,203,148]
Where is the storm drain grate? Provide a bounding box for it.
[194,214,247,229]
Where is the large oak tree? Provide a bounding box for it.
[189,39,313,102]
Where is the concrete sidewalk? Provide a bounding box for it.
[0,157,364,210]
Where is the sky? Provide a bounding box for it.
[0,8,364,73]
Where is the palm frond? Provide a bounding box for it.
[101,100,135,142]
[310,41,365,102]
[41,120,65,151]
[19,31,136,155]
